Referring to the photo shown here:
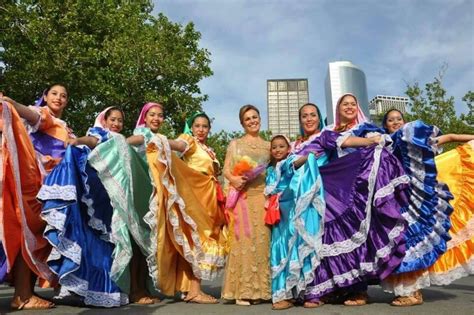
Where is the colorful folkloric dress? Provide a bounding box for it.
[134,128,226,296]
[295,128,409,302]
[37,125,127,307]
[177,133,226,230]
[221,138,272,301]
[87,132,156,295]
[380,121,461,296]
[266,151,325,303]
[427,142,474,283]
[0,102,66,286]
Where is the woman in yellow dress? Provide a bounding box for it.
[127,103,226,304]
[177,112,227,232]
[221,104,271,305]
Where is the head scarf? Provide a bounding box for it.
[270,134,291,147]
[299,103,326,137]
[334,93,367,130]
[94,106,123,128]
[34,89,48,107]
[135,102,163,128]
[183,112,211,135]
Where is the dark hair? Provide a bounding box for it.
[104,106,125,120]
[190,113,211,129]
[271,134,290,146]
[382,108,405,132]
[36,83,68,106]
[269,135,290,166]
[239,104,260,124]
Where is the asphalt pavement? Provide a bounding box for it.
[0,276,472,314]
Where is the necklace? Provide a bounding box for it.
[241,136,261,150]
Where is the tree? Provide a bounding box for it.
[405,66,474,140]
[460,91,474,127]
[0,0,212,135]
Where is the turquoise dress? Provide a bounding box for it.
[87,130,156,294]
[266,153,325,303]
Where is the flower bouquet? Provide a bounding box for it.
[225,155,266,209]
[225,155,266,238]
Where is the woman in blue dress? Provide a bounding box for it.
[37,106,128,307]
[380,108,474,306]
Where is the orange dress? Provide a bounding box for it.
[0,102,71,285]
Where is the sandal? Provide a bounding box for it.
[343,291,368,306]
[303,300,324,308]
[391,291,423,307]
[236,299,251,306]
[185,293,219,304]
[130,293,159,305]
[272,300,293,310]
[11,295,55,310]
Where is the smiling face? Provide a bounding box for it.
[271,137,290,162]
[191,116,210,143]
[338,95,358,124]
[384,110,405,133]
[43,85,68,118]
[241,109,261,135]
[144,106,164,133]
[104,109,124,133]
[299,104,320,136]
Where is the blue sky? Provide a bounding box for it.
[153,0,473,133]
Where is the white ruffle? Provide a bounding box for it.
[318,142,384,257]
[56,273,128,307]
[37,184,77,201]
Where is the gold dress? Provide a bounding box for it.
[221,137,271,301]
[137,129,227,296]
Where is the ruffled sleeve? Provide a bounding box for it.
[176,133,197,158]
[86,127,111,144]
[26,106,53,133]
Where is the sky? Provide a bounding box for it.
[153,0,474,133]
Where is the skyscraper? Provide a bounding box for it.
[325,61,369,125]
[369,95,409,124]
[267,79,309,138]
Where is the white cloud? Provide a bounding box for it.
[154,0,473,131]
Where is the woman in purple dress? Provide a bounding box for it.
[293,102,410,307]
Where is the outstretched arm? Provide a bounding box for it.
[0,93,40,125]
[341,135,381,148]
[127,135,145,146]
[436,134,474,146]
[66,136,99,148]
[293,155,308,169]
[168,139,187,152]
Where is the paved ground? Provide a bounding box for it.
[0,276,472,314]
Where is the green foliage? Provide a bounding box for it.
[207,130,242,167]
[0,0,212,135]
[405,66,474,151]
[460,91,474,126]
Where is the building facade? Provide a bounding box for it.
[325,61,369,125]
[369,95,409,124]
[267,78,309,138]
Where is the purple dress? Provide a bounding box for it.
[292,130,410,301]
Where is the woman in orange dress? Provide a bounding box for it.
[0,84,72,310]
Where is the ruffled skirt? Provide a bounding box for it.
[305,145,409,300]
[38,145,127,307]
